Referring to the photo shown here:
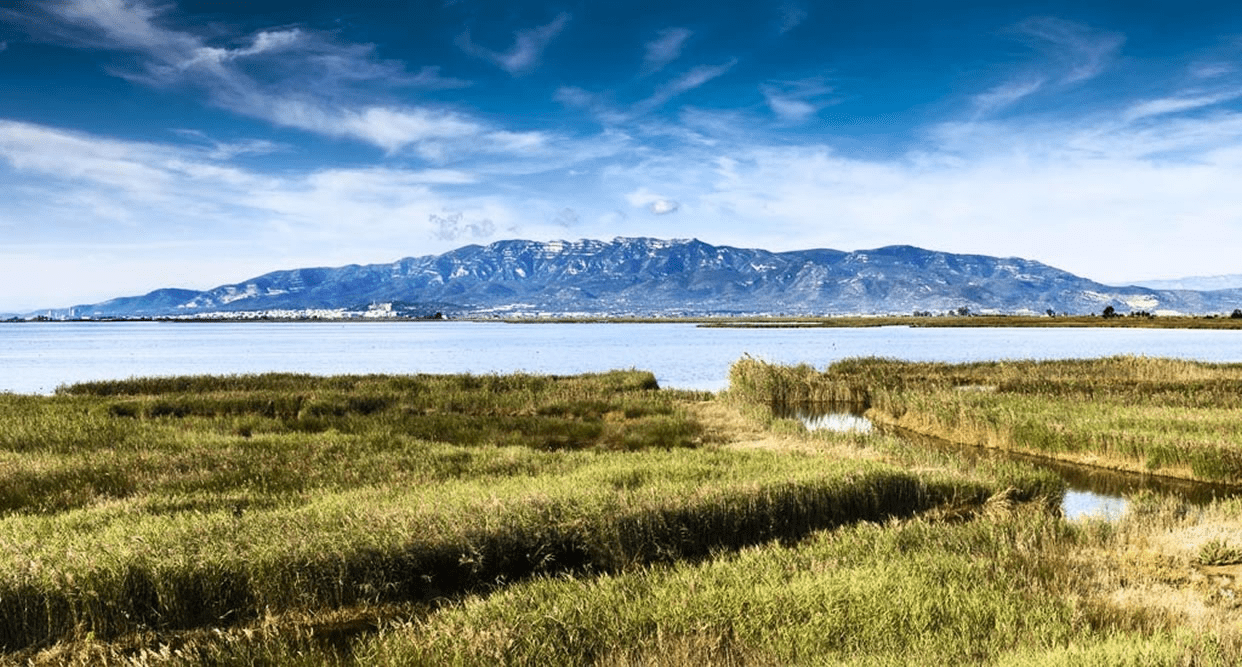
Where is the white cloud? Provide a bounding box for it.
[1190,62,1234,79]
[457,13,570,75]
[971,77,1045,114]
[648,199,680,215]
[597,100,1242,285]
[1123,90,1242,122]
[554,59,740,127]
[0,119,532,309]
[188,28,303,65]
[637,59,738,113]
[971,17,1123,117]
[761,77,835,122]
[625,188,681,215]
[1016,17,1124,84]
[5,1,512,156]
[431,211,496,241]
[777,3,808,34]
[765,95,815,122]
[409,65,472,89]
[643,28,691,74]
[44,0,197,53]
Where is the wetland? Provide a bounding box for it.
[2,323,1242,664]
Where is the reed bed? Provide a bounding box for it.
[0,369,1031,655]
[728,356,1242,483]
[14,359,1233,665]
[350,505,1237,666]
[0,450,982,652]
[26,494,1239,666]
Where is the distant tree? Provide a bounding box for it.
[1045,308,1056,317]
[1102,305,1117,318]
[1232,309,1242,319]
[956,306,971,317]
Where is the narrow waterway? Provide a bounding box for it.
[780,403,1239,520]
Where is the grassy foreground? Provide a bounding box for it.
[3,361,1240,664]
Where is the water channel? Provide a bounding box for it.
[781,403,1240,520]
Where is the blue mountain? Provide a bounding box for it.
[41,238,1242,319]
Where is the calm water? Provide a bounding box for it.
[790,405,1239,520]
[3,321,1242,395]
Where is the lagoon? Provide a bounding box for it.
[4,320,1242,395]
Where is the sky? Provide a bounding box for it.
[2,1,1242,312]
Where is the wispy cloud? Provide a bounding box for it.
[1015,17,1124,84]
[409,65,472,89]
[636,59,738,113]
[642,28,691,74]
[970,17,1123,116]
[777,3,808,34]
[5,1,509,156]
[457,13,570,75]
[1123,90,1242,122]
[555,57,739,126]
[187,28,303,65]
[626,188,681,215]
[590,85,1242,284]
[431,210,495,241]
[170,129,284,160]
[1190,62,1235,79]
[0,119,507,277]
[259,100,484,155]
[761,76,835,122]
[971,77,1045,115]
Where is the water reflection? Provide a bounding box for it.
[1063,490,1127,521]
[779,402,1238,521]
[784,407,873,434]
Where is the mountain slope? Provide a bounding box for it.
[46,238,1242,318]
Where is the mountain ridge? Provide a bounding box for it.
[24,237,1242,319]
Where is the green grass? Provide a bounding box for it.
[12,359,1240,665]
[727,355,1242,483]
[2,369,1046,656]
[0,449,994,651]
[357,511,1082,665]
[1199,538,1242,566]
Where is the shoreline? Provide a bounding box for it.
[6,314,1242,329]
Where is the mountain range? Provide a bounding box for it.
[25,238,1242,319]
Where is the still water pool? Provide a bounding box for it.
[787,405,1238,520]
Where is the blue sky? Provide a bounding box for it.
[2,1,1242,312]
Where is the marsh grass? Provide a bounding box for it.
[728,356,1242,483]
[0,369,1022,654]
[354,507,1232,666]
[0,452,983,652]
[1198,539,1242,566]
[9,360,1238,665]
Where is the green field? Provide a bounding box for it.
[2,360,1240,665]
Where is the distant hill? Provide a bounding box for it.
[32,238,1242,319]
[1131,274,1242,292]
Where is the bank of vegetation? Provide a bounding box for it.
[729,355,1242,485]
[2,361,1240,664]
[698,313,1242,329]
